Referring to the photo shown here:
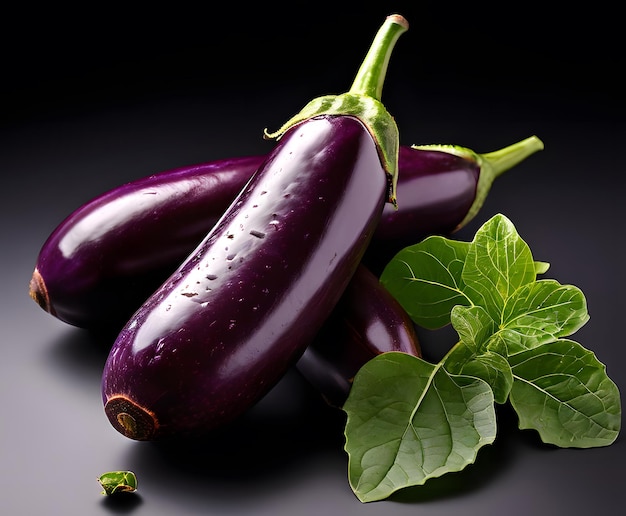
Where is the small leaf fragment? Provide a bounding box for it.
[343,352,496,502]
[509,339,621,448]
[98,470,138,496]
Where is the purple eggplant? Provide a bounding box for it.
[101,15,408,440]
[29,156,264,328]
[29,139,542,329]
[368,137,544,268]
[296,264,420,407]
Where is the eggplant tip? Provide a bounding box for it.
[105,395,158,441]
[29,268,53,314]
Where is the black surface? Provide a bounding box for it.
[2,3,624,514]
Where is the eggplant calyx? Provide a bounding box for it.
[29,268,53,314]
[263,14,408,207]
[105,395,158,441]
[264,96,399,205]
[412,135,545,231]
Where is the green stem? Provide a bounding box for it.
[348,14,409,100]
[481,135,544,180]
[264,15,408,205]
[440,340,464,367]
[464,135,544,228]
[414,135,544,230]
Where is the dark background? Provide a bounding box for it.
[1,2,624,515]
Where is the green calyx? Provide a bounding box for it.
[412,135,545,230]
[98,470,137,496]
[264,93,399,203]
[264,14,408,206]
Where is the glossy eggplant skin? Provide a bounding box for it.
[363,145,479,272]
[30,156,263,328]
[379,146,477,244]
[102,115,388,440]
[30,146,480,328]
[296,264,420,408]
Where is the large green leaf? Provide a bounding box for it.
[380,237,471,329]
[343,352,496,502]
[462,215,536,320]
[509,339,621,448]
[500,279,590,354]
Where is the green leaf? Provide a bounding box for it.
[98,471,138,496]
[445,306,512,403]
[343,352,496,503]
[534,260,550,275]
[462,214,536,320]
[509,339,621,448]
[350,213,620,501]
[380,236,472,329]
[450,305,495,353]
[444,346,513,405]
[500,279,590,354]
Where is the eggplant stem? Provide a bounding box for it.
[349,14,409,101]
[460,135,544,230]
[482,135,545,180]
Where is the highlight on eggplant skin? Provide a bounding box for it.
[29,156,263,328]
[101,115,390,440]
[366,135,545,270]
[295,264,421,408]
[378,145,479,244]
[28,136,542,329]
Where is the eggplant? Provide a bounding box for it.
[29,138,542,328]
[29,156,264,328]
[101,15,408,440]
[296,264,420,408]
[367,137,544,269]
